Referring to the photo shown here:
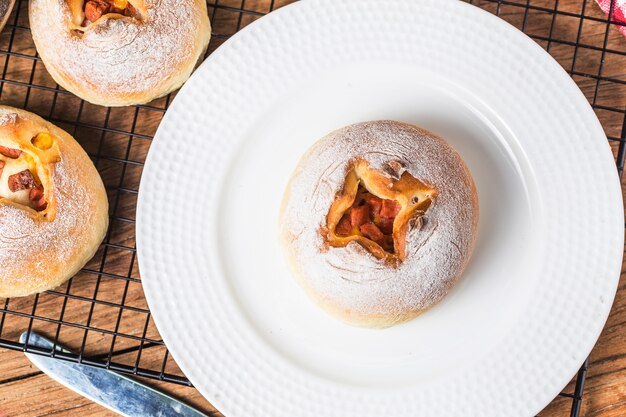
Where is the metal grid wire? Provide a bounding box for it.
[0,0,623,415]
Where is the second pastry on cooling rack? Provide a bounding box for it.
[29,0,211,107]
[0,106,108,298]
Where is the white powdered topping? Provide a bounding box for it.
[280,121,478,323]
[29,0,206,101]
[0,113,16,125]
[0,162,81,278]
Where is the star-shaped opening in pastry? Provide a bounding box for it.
[68,0,144,28]
[0,132,60,219]
[325,159,437,263]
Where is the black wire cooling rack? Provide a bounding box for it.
[0,1,624,416]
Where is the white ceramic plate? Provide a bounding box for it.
[136,1,624,416]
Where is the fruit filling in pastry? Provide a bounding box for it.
[326,159,437,262]
[80,0,139,25]
[334,185,399,253]
[0,132,58,212]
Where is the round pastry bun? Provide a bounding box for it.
[279,121,479,328]
[0,106,108,298]
[29,0,211,107]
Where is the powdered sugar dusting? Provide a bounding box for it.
[280,121,479,325]
[0,109,107,296]
[0,112,17,126]
[0,162,80,274]
[29,0,208,104]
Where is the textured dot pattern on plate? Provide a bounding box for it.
[137,1,624,416]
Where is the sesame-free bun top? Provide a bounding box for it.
[279,121,479,327]
[29,0,211,107]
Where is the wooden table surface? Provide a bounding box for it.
[0,0,625,416]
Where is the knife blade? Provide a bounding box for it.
[20,331,208,417]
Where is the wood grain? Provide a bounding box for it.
[0,0,624,416]
[0,347,218,417]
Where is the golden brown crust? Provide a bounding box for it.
[0,106,109,298]
[29,0,211,107]
[279,121,479,328]
[324,159,437,263]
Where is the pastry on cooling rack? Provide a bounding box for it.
[279,121,479,327]
[0,106,108,298]
[28,0,211,107]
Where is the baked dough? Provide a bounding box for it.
[279,121,479,327]
[29,0,211,107]
[0,106,108,298]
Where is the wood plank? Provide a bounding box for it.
[0,346,218,417]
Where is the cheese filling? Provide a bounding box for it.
[0,156,36,206]
[0,132,56,212]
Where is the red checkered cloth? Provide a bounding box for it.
[596,0,626,36]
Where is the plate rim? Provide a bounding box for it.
[137,1,624,416]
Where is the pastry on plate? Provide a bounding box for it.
[0,106,108,298]
[29,0,211,106]
[280,121,479,327]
